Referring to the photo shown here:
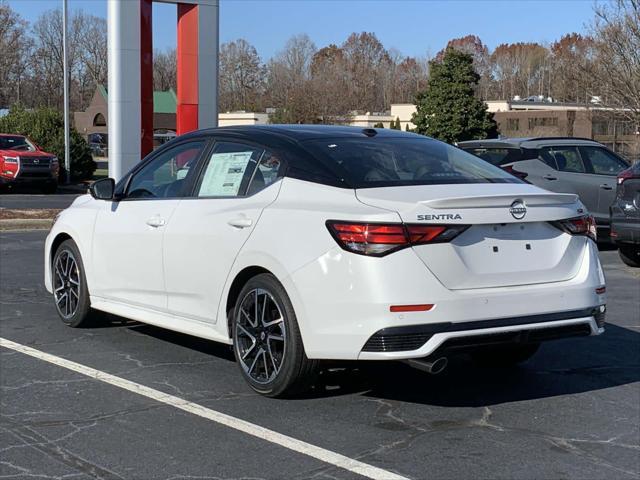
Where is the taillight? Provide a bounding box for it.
[326,221,468,256]
[501,165,529,182]
[617,167,636,185]
[552,215,597,242]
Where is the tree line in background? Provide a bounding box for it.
[1,0,638,131]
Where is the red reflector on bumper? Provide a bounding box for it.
[390,304,434,313]
[595,286,606,294]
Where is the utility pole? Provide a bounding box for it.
[62,0,71,184]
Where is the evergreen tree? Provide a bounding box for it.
[391,117,401,130]
[412,48,498,143]
[373,122,385,128]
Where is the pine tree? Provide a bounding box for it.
[412,48,498,143]
[391,117,401,130]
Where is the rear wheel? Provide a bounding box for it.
[232,273,319,397]
[471,343,540,367]
[619,246,640,268]
[52,239,91,327]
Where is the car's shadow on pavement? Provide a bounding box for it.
[316,324,640,406]
[109,311,640,406]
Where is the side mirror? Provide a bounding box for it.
[89,178,116,200]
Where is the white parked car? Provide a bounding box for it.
[45,126,607,397]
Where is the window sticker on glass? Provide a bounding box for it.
[199,151,253,196]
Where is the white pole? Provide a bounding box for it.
[107,0,141,182]
[62,0,71,184]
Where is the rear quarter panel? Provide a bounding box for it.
[215,177,399,339]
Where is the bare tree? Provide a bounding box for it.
[0,2,33,107]
[153,48,177,91]
[265,34,320,123]
[589,0,640,123]
[341,32,391,112]
[219,38,265,111]
[79,15,108,90]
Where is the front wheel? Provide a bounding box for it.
[471,343,540,367]
[619,246,640,268]
[232,274,319,397]
[52,239,91,327]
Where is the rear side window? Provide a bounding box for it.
[196,142,263,197]
[195,142,283,197]
[541,147,585,173]
[304,137,520,188]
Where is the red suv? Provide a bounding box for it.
[0,134,59,193]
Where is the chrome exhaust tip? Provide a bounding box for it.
[404,357,448,375]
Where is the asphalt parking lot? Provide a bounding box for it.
[1,230,639,480]
[0,192,81,210]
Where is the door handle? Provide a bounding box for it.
[543,174,557,180]
[146,216,166,228]
[228,217,253,229]
[599,184,613,190]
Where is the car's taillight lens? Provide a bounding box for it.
[617,167,637,185]
[552,215,597,242]
[326,221,468,256]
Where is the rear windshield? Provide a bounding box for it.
[304,137,521,188]
[0,135,35,152]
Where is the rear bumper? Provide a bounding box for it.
[359,307,604,359]
[610,217,640,246]
[285,239,606,360]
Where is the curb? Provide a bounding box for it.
[0,219,53,231]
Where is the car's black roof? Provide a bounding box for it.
[179,124,423,143]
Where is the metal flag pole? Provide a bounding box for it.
[62,0,71,184]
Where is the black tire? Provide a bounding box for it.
[619,246,640,268]
[471,342,540,367]
[41,182,58,194]
[232,273,319,397]
[52,239,92,327]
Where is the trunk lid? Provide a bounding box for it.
[356,184,587,289]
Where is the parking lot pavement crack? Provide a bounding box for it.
[164,476,266,480]
[0,423,125,480]
[115,353,220,370]
[357,400,640,479]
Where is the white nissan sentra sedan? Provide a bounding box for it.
[45,126,606,396]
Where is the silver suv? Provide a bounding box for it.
[458,137,630,231]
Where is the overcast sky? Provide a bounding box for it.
[10,0,597,59]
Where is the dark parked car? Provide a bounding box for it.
[0,134,59,193]
[610,162,640,267]
[458,138,630,233]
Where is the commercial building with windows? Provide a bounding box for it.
[486,100,639,162]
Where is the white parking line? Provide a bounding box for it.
[0,337,409,480]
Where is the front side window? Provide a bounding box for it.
[542,147,585,173]
[579,146,628,176]
[126,140,206,199]
[304,137,521,188]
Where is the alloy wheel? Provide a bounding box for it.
[235,288,287,384]
[53,249,81,319]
